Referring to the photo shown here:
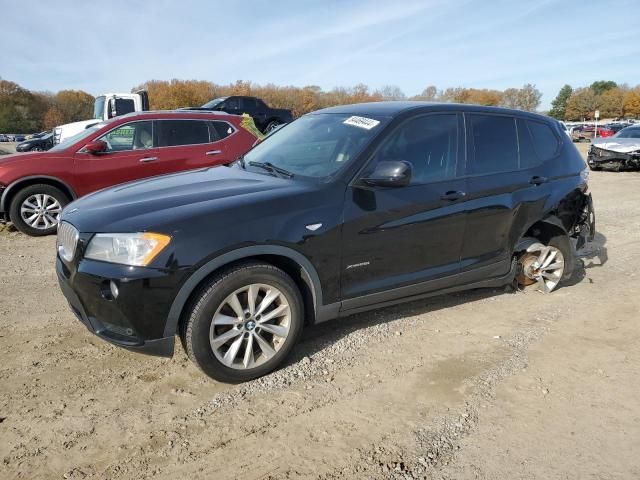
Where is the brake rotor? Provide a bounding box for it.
[516,252,538,286]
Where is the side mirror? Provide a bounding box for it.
[361,160,412,188]
[84,140,107,154]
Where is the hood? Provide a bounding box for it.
[57,119,102,130]
[61,165,307,233]
[592,137,640,153]
[0,151,47,166]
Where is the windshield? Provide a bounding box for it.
[243,113,387,179]
[94,96,106,120]
[49,123,106,152]
[615,127,640,139]
[202,97,227,109]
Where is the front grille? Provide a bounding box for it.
[57,222,79,262]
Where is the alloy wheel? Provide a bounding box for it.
[20,194,62,230]
[210,283,291,369]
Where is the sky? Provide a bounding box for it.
[1,0,639,110]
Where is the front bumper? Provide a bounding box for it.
[588,147,640,171]
[56,255,189,357]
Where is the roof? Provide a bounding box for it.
[117,110,239,120]
[314,101,552,122]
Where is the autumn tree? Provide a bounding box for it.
[565,88,599,120]
[53,90,95,124]
[500,84,541,112]
[548,85,572,119]
[411,86,438,101]
[43,106,64,130]
[599,88,624,118]
[378,85,406,101]
[623,88,640,118]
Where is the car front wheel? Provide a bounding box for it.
[9,184,69,236]
[183,262,304,383]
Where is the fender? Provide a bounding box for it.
[163,245,325,337]
[0,175,78,212]
[515,214,569,253]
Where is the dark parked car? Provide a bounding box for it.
[16,132,54,152]
[0,111,259,236]
[184,96,294,133]
[56,102,595,383]
[13,135,26,142]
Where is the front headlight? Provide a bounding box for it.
[84,233,171,266]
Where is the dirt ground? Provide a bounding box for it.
[1,143,639,480]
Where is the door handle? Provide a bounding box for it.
[206,150,222,156]
[139,156,157,163]
[529,176,548,185]
[440,190,466,201]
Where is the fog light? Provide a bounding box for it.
[109,280,119,299]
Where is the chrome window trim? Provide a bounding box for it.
[75,118,238,155]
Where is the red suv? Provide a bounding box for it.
[0,111,259,235]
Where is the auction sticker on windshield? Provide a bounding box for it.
[343,116,380,130]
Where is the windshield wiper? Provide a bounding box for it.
[248,161,294,178]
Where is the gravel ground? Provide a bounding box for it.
[1,143,639,479]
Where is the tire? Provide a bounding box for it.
[30,146,43,152]
[264,121,281,133]
[182,262,304,383]
[516,234,574,293]
[9,184,69,236]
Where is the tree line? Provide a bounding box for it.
[6,76,639,134]
[0,76,567,134]
[0,78,95,133]
[549,80,640,121]
[135,79,543,117]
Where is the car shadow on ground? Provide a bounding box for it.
[563,231,608,288]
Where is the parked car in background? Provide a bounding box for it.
[0,111,259,236]
[571,125,614,142]
[184,96,294,133]
[16,132,54,152]
[0,134,9,142]
[604,123,630,134]
[54,90,149,145]
[55,102,595,383]
[588,125,640,171]
[13,135,26,142]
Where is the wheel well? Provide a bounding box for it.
[4,178,75,216]
[521,220,567,247]
[177,254,317,337]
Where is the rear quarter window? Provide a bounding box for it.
[527,120,559,162]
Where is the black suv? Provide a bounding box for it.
[184,95,294,133]
[56,102,595,383]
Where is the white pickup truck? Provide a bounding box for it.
[53,90,149,145]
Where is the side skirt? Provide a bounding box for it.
[314,259,517,323]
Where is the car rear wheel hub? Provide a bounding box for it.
[517,244,565,293]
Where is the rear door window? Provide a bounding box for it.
[467,114,518,174]
[156,120,210,147]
